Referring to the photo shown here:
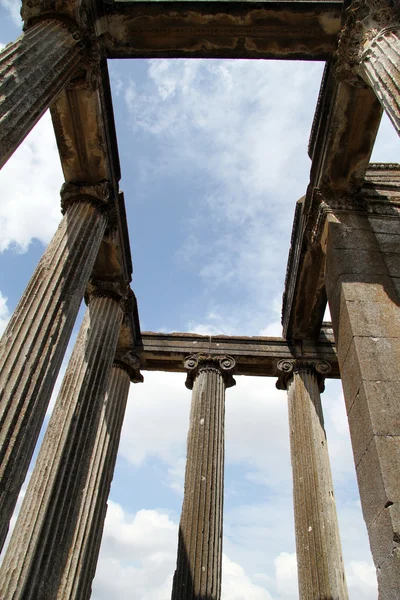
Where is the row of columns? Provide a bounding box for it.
[0,288,140,599]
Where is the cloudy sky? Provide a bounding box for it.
[1,2,399,598]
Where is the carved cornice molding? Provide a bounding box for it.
[113,350,143,383]
[276,359,331,392]
[307,188,366,246]
[60,180,114,215]
[184,354,236,390]
[334,0,400,85]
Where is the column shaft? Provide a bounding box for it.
[0,199,107,550]
[0,19,85,168]
[0,295,124,600]
[171,356,234,600]
[283,365,348,599]
[360,28,400,137]
[325,209,400,597]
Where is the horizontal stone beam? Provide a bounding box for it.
[100,1,343,60]
[134,328,340,378]
[282,66,383,340]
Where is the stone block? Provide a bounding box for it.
[369,214,400,235]
[368,502,400,568]
[377,547,400,599]
[383,253,400,277]
[328,221,377,250]
[356,436,400,527]
[338,338,362,409]
[325,248,387,288]
[348,381,400,466]
[374,232,400,254]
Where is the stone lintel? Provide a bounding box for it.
[133,329,339,378]
[101,1,342,60]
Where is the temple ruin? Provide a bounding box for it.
[0,0,400,597]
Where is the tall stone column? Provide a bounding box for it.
[277,359,348,600]
[0,19,88,169]
[324,202,400,598]
[0,181,111,551]
[0,287,126,600]
[335,0,400,137]
[171,354,235,600]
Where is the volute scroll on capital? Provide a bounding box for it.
[276,359,331,392]
[184,354,236,390]
[333,0,400,86]
[113,350,143,384]
[85,278,130,306]
[21,0,94,30]
[60,181,114,215]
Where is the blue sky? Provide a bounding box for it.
[1,1,399,597]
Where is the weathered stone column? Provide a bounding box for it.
[0,181,111,551]
[171,354,235,600]
[324,194,400,598]
[0,286,126,600]
[336,0,400,137]
[0,19,88,168]
[277,359,348,600]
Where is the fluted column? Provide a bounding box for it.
[0,182,111,551]
[59,353,142,600]
[335,0,400,136]
[171,354,235,600]
[0,288,125,600]
[277,359,348,600]
[0,19,88,168]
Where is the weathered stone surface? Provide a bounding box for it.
[0,19,85,169]
[277,360,348,600]
[0,294,124,600]
[134,329,340,378]
[336,0,400,136]
[0,196,108,551]
[171,355,235,600]
[325,209,400,595]
[102,1,342,60]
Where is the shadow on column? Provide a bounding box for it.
[172,526,220,600]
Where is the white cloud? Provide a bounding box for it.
[0,110,63,253]
[0,291,10,335]
[122,59,324,335]
[93,501,275,600]
[0,0,22,28]
[274,552,298,598]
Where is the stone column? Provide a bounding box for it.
[324,204,400,597]
[0,19,88,168]
[335,0,400,137]
[277,359,348,600]
[171,354,235,600]
[0,181,111,551]
[0,287,126,600]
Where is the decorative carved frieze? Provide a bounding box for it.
[276,358,331,392]
[184,354,236,390]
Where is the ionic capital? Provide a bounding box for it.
[86,279,129,306]
[21,0,93,30]
[184,354,236,390]
[276,359,331,392]
[60,181,114,216]
[113,350,143,384]
[334,0,400,86]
